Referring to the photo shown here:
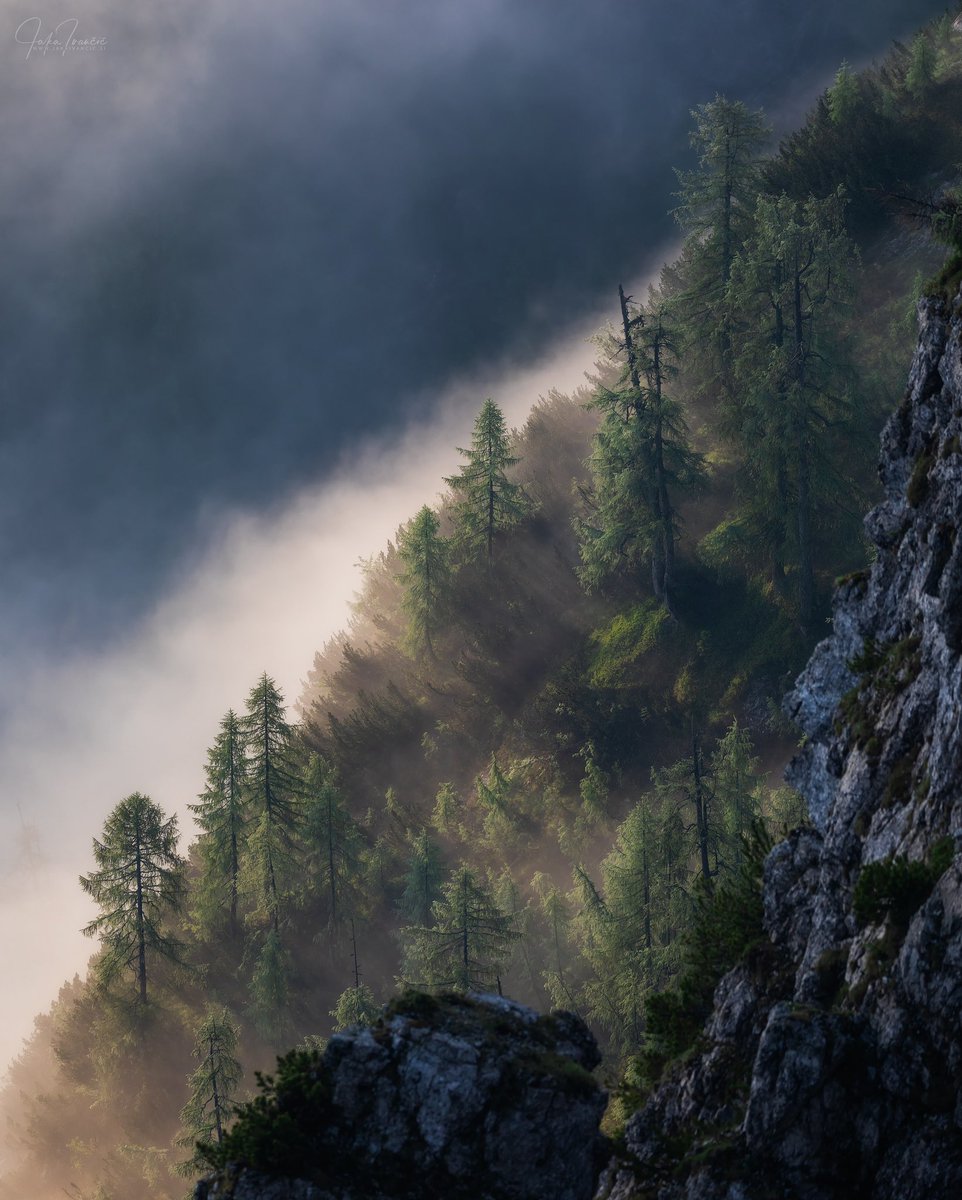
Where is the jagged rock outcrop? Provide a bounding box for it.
[599,287,962,1200]
[195,992,607,1200]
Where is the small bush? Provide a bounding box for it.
[197,1047,332,1180]
[853,837,954,928]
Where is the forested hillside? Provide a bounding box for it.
[3,15,962,1200]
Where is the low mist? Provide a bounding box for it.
[0,296,614,1080]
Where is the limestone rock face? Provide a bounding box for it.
[195,992,606,1200]
[599,289,962,1200]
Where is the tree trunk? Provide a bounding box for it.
[210,1034,223,1144]
[692,723,713,891]
[134,810,148,1005]
[793,263,814,627]
[328,788,337,924]
[229,725,239,936]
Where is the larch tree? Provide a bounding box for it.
[329,919,378,1031]
[302,752,361,932]
[189,709,247,935]
[398,829,444,926]
[906,29,937,99]
[402,864,518,992]
[239,673,304,932]
[672,95,770,403]
[79,792,184,1005]
[248,926,293,1043]
[827,61,860,126]
[724,188,858,625]
[531,872,580,1014]
[396,505,451,658]
[578,293,703,603]
[709,719,763,868]
[445,399,530,563]
[176,1006,242,1174]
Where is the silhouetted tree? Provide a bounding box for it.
[80,792,184,1005]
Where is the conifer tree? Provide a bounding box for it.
[80,793,184,1005]
[330,983,379,1032]
[709,720,762,867]
[906,30,937,99]
[579,295,703,601]
[249,927,293,1042]
[396,506,451,657]
[190,709,247,935]
[672,95,770,402]
[475,755,519,846]
[240,673,303,931]
[531,873,580,1013]
[724,188,858,624]
[329,920,378,1031]
[176,1007,242,1174]
[827,61,860,126]
[302,753,360,931]
[402,864,518,992]
[445,399,530,562]
[398,829,444,925]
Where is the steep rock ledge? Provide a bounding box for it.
[195,992,606,1200]
[600,288,962,1200]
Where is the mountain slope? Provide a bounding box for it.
[601,285,962,1199]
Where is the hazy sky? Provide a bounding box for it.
[0,0,950,1076]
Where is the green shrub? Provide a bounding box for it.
[853,837,954,928]
[197,1047,333,1180]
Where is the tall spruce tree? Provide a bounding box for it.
[190,709,247,935]
[176,1006,242,1174]
[240,673,303,931]
[445,399,530,562]
[80,793,184,1005]
[396,505,451,658]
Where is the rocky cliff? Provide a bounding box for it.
[195,992,607,1200]
[600,286,962,1199]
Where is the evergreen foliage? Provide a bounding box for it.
[176,1007,242,1174]
[329,983,379,1031]
[79,792,185,1005]
[240,673,304,931]
[7,25,962,1198]
[401,864,519,992]
[723,188,859,624]
[396,505,452,657]
[301,753,361,932]
[190,709,247,935]
[445,399,531,562]
[578,296,704,601]
[197,1047,332,1179]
